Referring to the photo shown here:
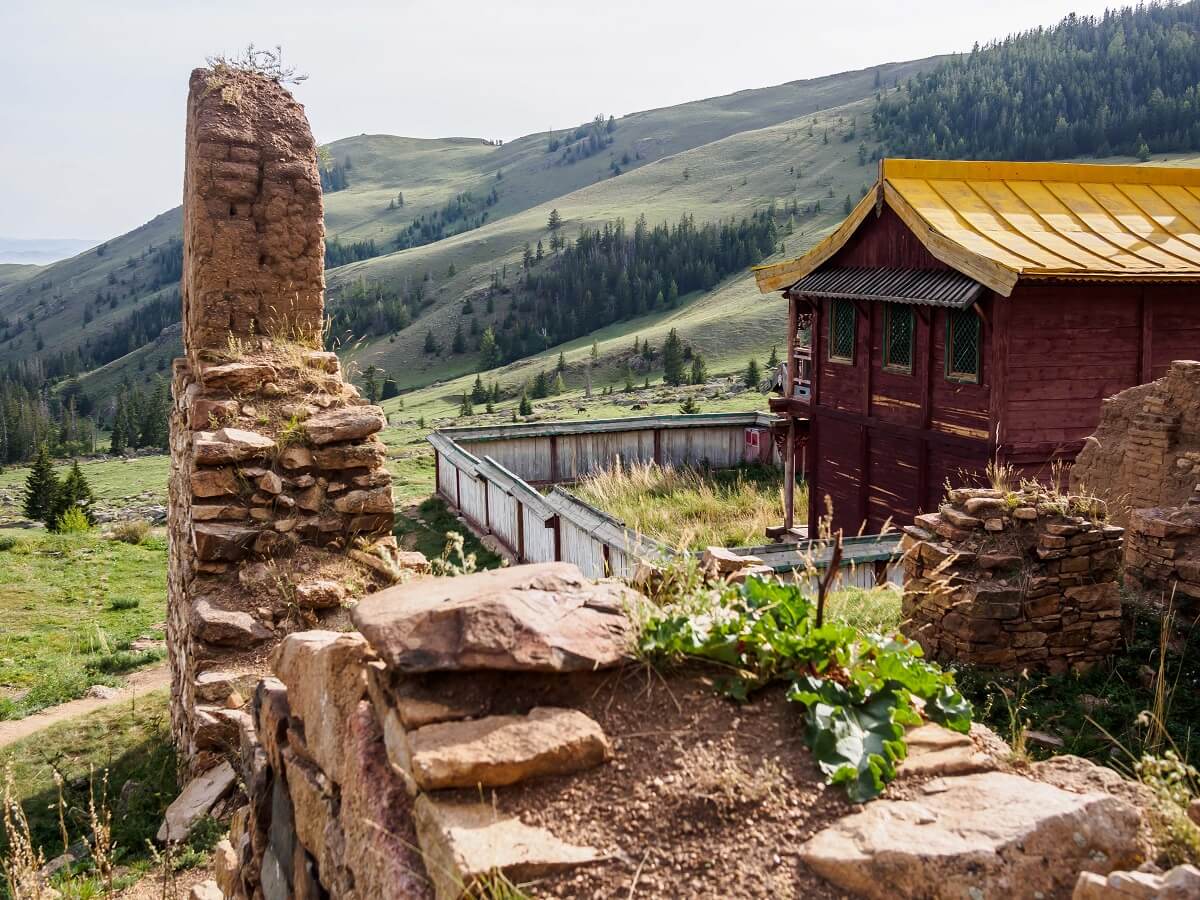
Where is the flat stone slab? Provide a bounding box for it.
[800,771,1142,899]
[191,598,272,647]
[404,706,611,790]
[352,562,639,673]
[899,723,998,778]
[302,405,386,445]
[414,795,603,900]
[157,761,237,842]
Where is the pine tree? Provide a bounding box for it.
[381,377,400,400]
[552,373,566,395]
[690,354,708,385]
[557,351,566,373]
[679,396,700,414]
[363,365,381,403]
[22,444,59,523]
[745,358,761,388]
[479,327,499,370]
[471,374,488,404]
[767,346,780,368]
[459,392,473,417]
[548,208,562,232]
[662,328,685,386]
[451,323,466,354]
[110,395,128,455]
[52,459,95,528]
[532,370,550,399]
[423,329,439,354]
[518,391,533,416]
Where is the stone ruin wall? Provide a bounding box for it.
[215,564,638,900]
[168,68,420,776]
[1122,486,1200,618]
[1071,360,1200,527]
[900,486,1124,673]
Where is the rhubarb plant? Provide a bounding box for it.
[639,576,972,801]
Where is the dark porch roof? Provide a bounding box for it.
[788,266,983,309]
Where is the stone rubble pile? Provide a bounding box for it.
[220,563,640,900]
[900,486,1124,672]
[1122,485,1200,616]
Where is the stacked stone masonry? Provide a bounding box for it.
[219,563,639,900]
[182,66,325,356]
[1072,360,1200,526]
[900,486,1124,673]
[167,67,418,775]
[1123,485,1200,618]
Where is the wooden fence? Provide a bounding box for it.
[428,414,902,585]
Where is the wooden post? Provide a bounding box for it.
[548,515,562,561]
[784,419,796,531]
[454,466,461,510]
[653,428,662,465]
[785,292,798,398]
[480,476,490,533]
[516,500,526,561]
[811,299,823,407]
[549,436,559,483]
[434,452,441,500]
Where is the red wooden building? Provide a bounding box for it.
[755,158,1200,536]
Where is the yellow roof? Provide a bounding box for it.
[754,158,1200,297]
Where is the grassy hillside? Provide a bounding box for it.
[335,95,884,388]
[0,58,937,403]
[0,263,39,289]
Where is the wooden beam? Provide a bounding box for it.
[808,417,820,533]
[454,466,461,509]
[549,435,559,483]
[653,429,662,464]
[812,300,824,407]
[434,452,441,500]
[987,294,1008,461]
[1140,289,1154,383]
[858,424,870,532]
[861,302,873,416]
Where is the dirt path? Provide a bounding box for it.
[0,663,171,750]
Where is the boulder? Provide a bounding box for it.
[192,523,260,561]
[157,761,237,842]
[404,706,611,790]
[192,598,272,647]
[302,405,386,445]
[352,562,638,673]
[799,771,1142,899]
[272,631,369,785]
[414,795,603,900]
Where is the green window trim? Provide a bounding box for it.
[883,303,914,374]
[828,299,857,364]
[946,308,981,383]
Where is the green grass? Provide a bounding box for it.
[0,454,169,523]
[825,584,904,635]
[573,461,791,550]
[0,691,180,895]
[394,497,503,570]
[0,533,167,720]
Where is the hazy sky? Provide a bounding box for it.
[1,0,1122,242]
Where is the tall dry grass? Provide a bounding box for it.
[574,461,799,550]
